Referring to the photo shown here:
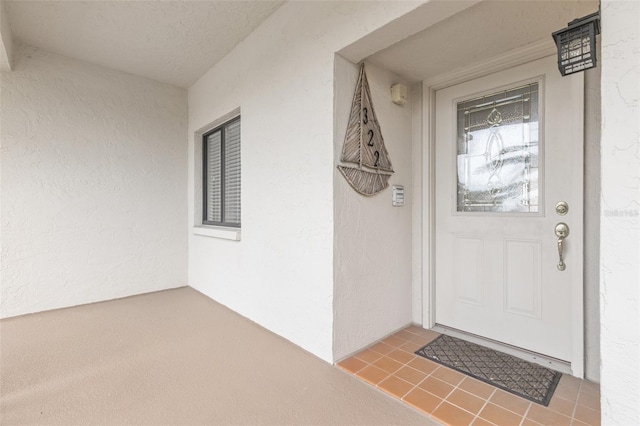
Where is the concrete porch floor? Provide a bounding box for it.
[0,287,437,425]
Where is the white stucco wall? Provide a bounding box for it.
[333,58,414,361]
[0,46,188,318]
[599,0,640,423]
[188,1,424,363]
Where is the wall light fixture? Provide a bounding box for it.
[551,11,601,76]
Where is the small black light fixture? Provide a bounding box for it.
[552,10,601,76]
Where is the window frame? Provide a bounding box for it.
[202,116,241,228]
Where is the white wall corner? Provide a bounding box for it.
[1,46,188,318]
[188,1,449,365]
[0,0,13,71]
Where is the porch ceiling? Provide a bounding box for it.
[366,0,598,84]
[3,0,283,88]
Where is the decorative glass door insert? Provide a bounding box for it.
[456,83,539,212]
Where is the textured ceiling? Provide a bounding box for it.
[367,0,598,83]
[5,0,284,88]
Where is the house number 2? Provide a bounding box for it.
[367,129,374,146]
[363,108,379,167]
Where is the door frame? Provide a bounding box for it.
[417,39,585,378]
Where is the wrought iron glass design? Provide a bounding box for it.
[456,83,539,213]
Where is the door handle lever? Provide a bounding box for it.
[555,223,569,271]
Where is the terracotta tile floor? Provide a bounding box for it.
[337,326,601,426]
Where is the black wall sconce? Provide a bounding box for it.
[552,11,601,76]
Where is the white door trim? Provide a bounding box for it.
[416,39,585,377]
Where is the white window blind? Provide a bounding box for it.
[206,130,222,222]
[203,117,241,227]
[224,120,241,224]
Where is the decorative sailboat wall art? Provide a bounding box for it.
[338,64,394,196]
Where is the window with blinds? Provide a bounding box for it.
[203,117,241,227]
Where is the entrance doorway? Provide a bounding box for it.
[431,56,584,375]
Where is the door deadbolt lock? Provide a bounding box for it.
[555,222,569,271]
[555,201,569,216]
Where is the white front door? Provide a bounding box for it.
[434,56,584,365]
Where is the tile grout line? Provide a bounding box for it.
[491,394,533,420]
[471,387,498,426]
[426,366,467,421]
[439,379,494,426]
[569,380,584,426]
[352,349,436,423]
[354,337,491,420]
[413,334,548,422]
[367,334,444,418]
[399,360,452,416]
[368,335,430,401]
[569,399,579,426]
[403,334,515,423]
[396,353,442,408]
[388,347,435,402]
[418,358,533,423]
[520,400,534,426]
[376,362,411,389]
[346,329,600,426]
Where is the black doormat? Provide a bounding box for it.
[415,334,561,406]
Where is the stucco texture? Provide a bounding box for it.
[599,0,640,423]
[0,46,188,318]
[187,1,423,363]
[333,57,414,361]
